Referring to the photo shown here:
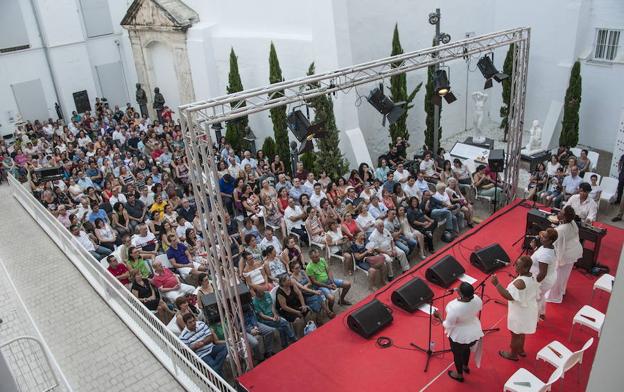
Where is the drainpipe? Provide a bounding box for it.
[28,0,64,119]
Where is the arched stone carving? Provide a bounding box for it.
[121,0,198,118]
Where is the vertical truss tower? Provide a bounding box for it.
[180,27,530,377]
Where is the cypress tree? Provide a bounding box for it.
[268,42,291,173]
[500,44,514,141]
[225,48,248,152]
[559,61,582,147]
[424,63,441,150]
[261,136,276,160]
[306,62,348,179]
[389,23,422,146]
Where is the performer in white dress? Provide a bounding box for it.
[530,228,558,319]
[434,283,484,382]
[491,256,539,361]
[547,206,583,303]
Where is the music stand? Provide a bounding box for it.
[410,291,454,372]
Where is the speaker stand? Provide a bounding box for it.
[492,172,501,213]
[410,292,453,372]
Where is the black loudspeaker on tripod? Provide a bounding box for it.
[425,255,465,288]
[347,299,393,339]
[488,149,505,173]
[391,278,434,313]
[470,243,510,273]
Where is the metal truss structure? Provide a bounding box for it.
[180,27,530,377]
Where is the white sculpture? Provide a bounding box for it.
[472,91,488,143]
[525,119,543,153]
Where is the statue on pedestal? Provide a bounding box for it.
[153,87,165,123]
[135,83,148,118]
[525,120,543,153]
[472,91,488,143]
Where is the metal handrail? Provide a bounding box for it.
[0,336,59,392]
[8,175,235,392]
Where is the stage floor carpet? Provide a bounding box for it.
[238,199,623,392]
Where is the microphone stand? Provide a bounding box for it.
[476,270,502,335]
[410,290,454,372]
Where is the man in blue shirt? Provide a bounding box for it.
[88,203,109,224]
[179,313,227,377]
[166,235,206,279]
[219,174,236,214]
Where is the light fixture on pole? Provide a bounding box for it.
[211,122,223,140]
[428,8,452,155]
[477,54,508,89]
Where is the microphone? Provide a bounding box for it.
[446,288,457,293]
[495,258,510,266]
[525,235,539,239]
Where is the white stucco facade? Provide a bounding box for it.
[1,0,623,165]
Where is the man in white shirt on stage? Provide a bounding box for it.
[564,182,598,223]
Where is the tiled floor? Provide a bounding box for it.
[0,184,183,392]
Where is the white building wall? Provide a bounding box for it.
[0,0,136,136]
[2,0,623,167]
[577,0,624,152]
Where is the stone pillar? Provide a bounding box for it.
[170,33,196,107]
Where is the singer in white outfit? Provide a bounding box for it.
[433,282,484,382]
[491,255,539,361]
[547,206,583,303]
[529,228,558,319]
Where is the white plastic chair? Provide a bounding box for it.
[569,305,605,340]
[536,338,594,378]
[155,253,174,269]
[599,176,618,204]
[307,226,328,258]
[269,286,279,304]
[503,366,563,392]
[591,273,614,303]
[583,171,601,184]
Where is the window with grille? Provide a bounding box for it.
[594,29,620,61]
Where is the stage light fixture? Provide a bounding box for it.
[367,84,406,126]
[477,55,508,89]
[433,69,457,104]
[428,12,439,25]
[439,33,451,44]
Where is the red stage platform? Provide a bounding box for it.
[238,200,623,392]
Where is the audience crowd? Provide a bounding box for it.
[0,100,609,377]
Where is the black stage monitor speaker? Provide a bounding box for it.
[488,149,505,173]
[470,243,510,273]
[347,299,393,339]
[201,283,251,323]
[425,255,466,288]
[391,278,434,313]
